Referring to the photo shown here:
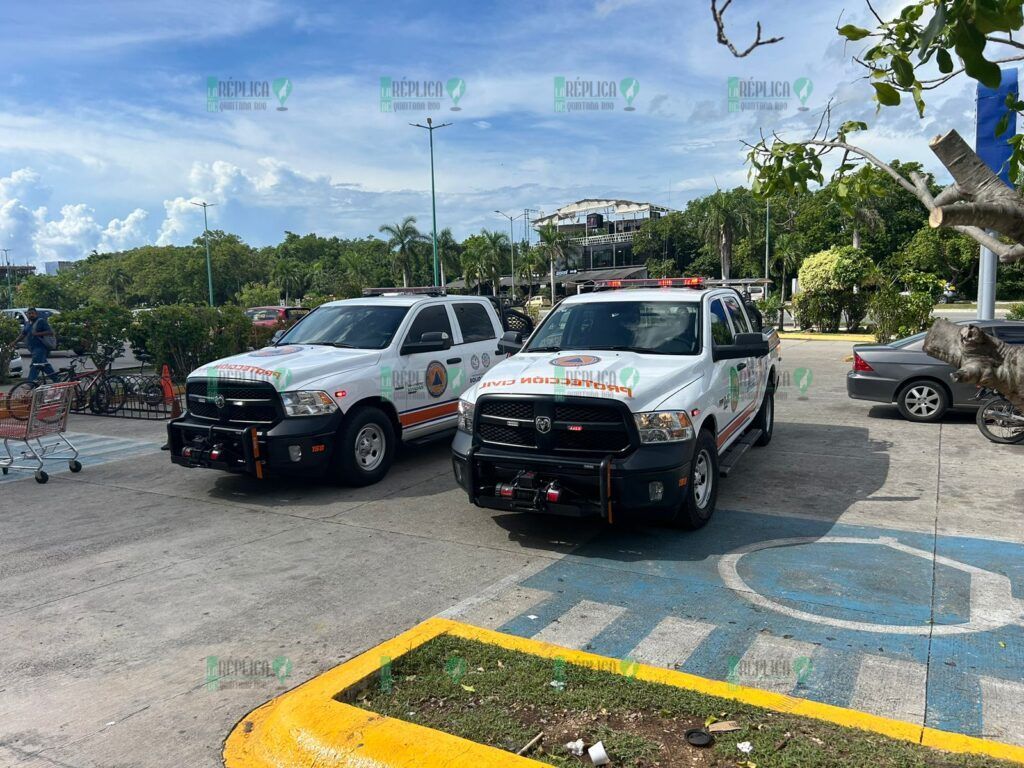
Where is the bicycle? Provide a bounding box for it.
[973,388,1024,444]
[5,346,126,418]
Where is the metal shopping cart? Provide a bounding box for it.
[0,381,81,484]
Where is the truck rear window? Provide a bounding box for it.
[525,301,701,355]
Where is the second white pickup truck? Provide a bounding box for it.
[452,278,781,528]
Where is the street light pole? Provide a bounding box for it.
[410,118,451,287]
[495,210,526,298]
[190,201,217,306]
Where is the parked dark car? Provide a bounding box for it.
[846,319,1024,422]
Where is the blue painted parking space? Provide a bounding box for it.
[486,510,1024,743]
[0,431,163,483]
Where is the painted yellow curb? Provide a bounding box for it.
[223,617,1024,767]
[777,332,876,342]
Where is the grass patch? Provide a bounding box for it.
[348,635,1015,768]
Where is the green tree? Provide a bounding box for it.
[696,189,755,279]
[14,274,78,309]
[106,266,132,305]
[481,229,509,295]
[891,227,978,296]
[0,316,20,382]
[51,304,133,369]
[271,259,305,304]
[379,216,427,287]
[536,223,575,302]
[235,282,281,307]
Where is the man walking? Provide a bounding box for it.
[15,308,56,383]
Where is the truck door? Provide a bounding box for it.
[722,294,761,416]
[451,300,500,392]
[396,303,459,436]
[709,297,752,451]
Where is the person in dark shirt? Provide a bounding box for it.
[14,308,56,383]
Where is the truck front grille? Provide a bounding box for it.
[185,380,281,425]
[477,396,632,455]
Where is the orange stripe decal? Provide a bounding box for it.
[399,401,459,427]
[717,401,758,448]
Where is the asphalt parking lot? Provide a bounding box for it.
[1,340,1022,767]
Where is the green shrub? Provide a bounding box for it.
[1009,302,1024,321]
[869,286,935,343]
[235,282,281,307]
[51,304,133,369]
[130,305,252,377]
[796,246,877,332]
[0,316,20,382]
[755,295,783,327]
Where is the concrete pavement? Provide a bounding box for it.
[0,340,1022,766]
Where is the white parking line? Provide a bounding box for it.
[850,654,927,724]
[452,585,553,630]
[979,676,1024,746]
[627,616,716,670]
[532,600,626,650]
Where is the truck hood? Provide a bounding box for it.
[469,351,704,412]
[189,344,380,391]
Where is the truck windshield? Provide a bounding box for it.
[278,305,409,349]
[525,301,701,355]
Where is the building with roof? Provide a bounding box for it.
[532,198,674,271]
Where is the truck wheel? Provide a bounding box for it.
[752,384,774,447]
[333,407,395,486]
[672,429,719,530]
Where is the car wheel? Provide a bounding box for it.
[751,382,775,447]
[896,380,949,423]
[333,406,396,486]
[672,429,719,530]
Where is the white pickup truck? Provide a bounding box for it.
[452,278,780,528]
[168,289,509,485]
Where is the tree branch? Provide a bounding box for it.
[711,0,783,57]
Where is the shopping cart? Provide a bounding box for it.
[0,381,81,484]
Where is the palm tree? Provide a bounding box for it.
[461,247,484,294]
[481,229,509,296]
[107,267,131,304]
[379,216,427,287]
[516,244,542,299]
[536,223,573,304]
[437,227,461,283]
[698,189,753,280]
[272,258,304,304]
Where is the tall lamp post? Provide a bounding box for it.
[495,210,526,298]
[411,118,451,287]
[191,201,216,306]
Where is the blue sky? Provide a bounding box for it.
[0,0,980,268]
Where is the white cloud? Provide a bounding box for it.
[99,208,149,252]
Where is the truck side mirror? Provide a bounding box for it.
[496,330,523,356]
[712,332,769,361]
[402,331,452,355]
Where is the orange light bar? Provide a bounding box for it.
[592,277,705,290]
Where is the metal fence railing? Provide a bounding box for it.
[69,372,185,420]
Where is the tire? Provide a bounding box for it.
[751,382,775,447]
[672,429,719,530]
[35,470,48,484]
[896,380,949,423]
[976,397,1024,444]
[69,460,82,473]
[332,407,396,486]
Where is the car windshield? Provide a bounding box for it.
[278,305,410,349]
[525,300,701,355]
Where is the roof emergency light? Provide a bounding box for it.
[362,286,448,297]
[591,277,705,290]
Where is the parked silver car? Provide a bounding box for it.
[846,319,1024,422]
[8,351,22,377]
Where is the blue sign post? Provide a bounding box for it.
[975,69,1018,319]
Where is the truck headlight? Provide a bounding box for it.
[457,398,475,432]
[281,391,339,417]
[633,411,694,443]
